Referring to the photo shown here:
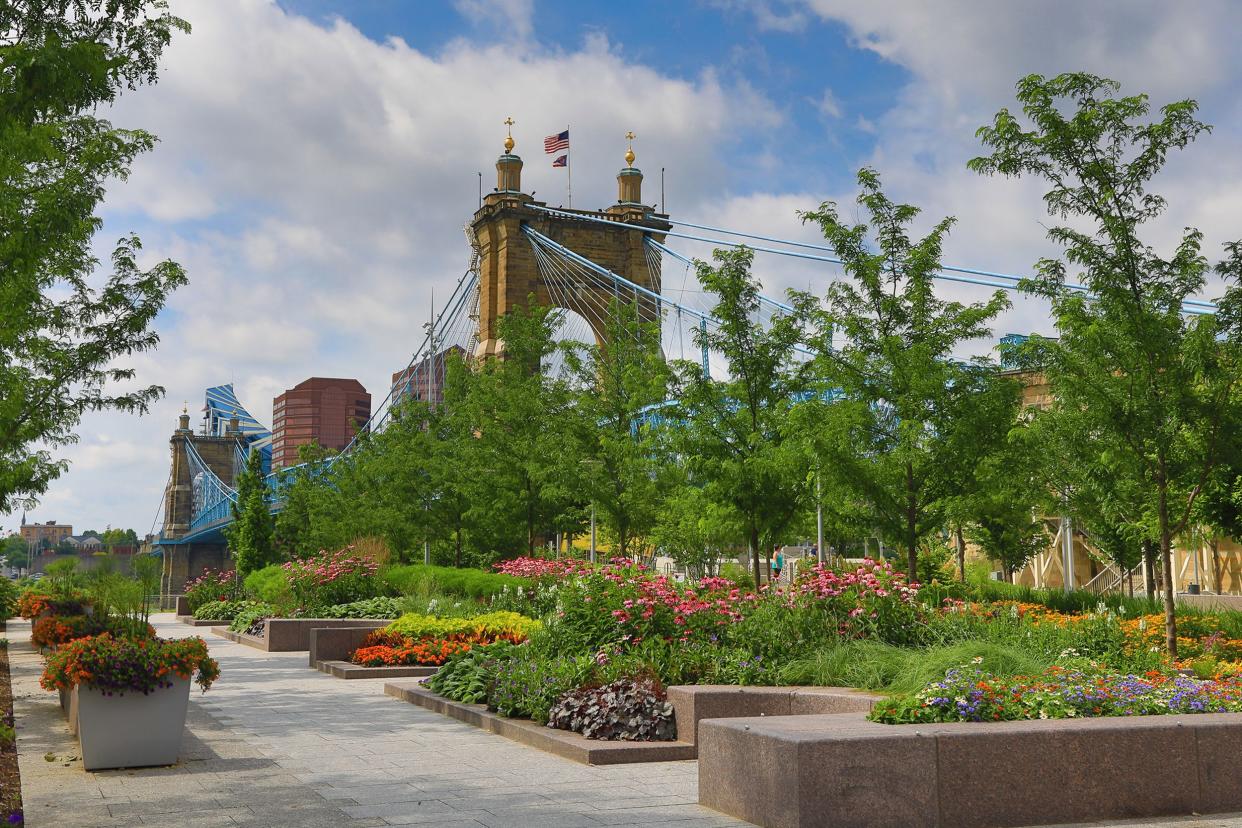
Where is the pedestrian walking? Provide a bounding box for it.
[771,545,784,582]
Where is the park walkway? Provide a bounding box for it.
[9,614,745,828]
[11,615,1242,828]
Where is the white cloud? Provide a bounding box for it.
[814,88,841,119]
[11,0,782,532]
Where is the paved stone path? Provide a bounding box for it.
[11,614,1242,828]
[10,615,744,828]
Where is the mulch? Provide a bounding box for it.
[1,633,25,826]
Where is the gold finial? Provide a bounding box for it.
[182,401,188,414]
[503,117,515,153]
[624,131,636,166]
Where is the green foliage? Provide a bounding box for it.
[226,449,276,576]
[673,247,811,590]
[793,168,1017,580]
[775,639,1054,693]
[320,597,404,619]
[192,599,258,621]
[0,0,189,512]
[488,648,595,722]
[2,534,28,570]
[228,602,276,633]
[43,557,79,592]
[0,577,17,621]
[243,565,291,606]
[425,640,520,704]
[380,564,527,601]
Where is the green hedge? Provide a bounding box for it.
[380,564,530,600]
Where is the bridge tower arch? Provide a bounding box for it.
[471,128,671,357]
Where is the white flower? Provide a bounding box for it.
[971,656,984,664]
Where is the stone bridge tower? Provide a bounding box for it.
[470,126,671,357]
[158,406,240,591]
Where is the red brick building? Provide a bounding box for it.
[271,378,370,469]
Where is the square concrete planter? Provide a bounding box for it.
[76,677,191,771]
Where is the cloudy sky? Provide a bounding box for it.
[7,0,1242,537]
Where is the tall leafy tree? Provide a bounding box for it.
[795,169,1015,580]
[0,1,188,512]
[226,449,275,575]
[675,248,810,591]
[566,306,673,560]
[971,73,1242,656]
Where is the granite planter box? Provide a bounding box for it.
[666,684,877,745]
[317,660,437,680]
[307,625,390,667]
[698,711,1242,828]
[215,618,387,652]
[76,677,191,771]
[174,595,190,616]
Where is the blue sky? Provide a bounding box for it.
[6,0,1242,537]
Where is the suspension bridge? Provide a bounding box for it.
[148,129,1220,590]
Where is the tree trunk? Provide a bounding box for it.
[905,462,918,581]
[454,519,462,569]
[1158,488,1178,659]
[749,522,761,593]
[1211,536,1222,594]
[955,523,966,583]
[1142,540,1157,600]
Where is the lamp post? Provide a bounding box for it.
[816,471,825,566]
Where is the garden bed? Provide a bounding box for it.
[697,710,1242,828]
[1,643,23,827]
[385,680,696,765]
[316,660,437,680]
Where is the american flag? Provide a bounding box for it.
[551,154,567,168]
[544,129,569,153]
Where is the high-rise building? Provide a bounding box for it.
[391,345,466,409]
[271,378,370,469]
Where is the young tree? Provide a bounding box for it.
[971,73,1242,656]
[0,1,188,512]
[464,304,580,556]
[795,169,1015,581]
[675,248,810,591]
[226,449,275,575]
[566,307,674,560]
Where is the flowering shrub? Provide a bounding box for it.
[30,615,104,648]
[351,639,474,667]
[40,634,220,695]
[282,546,380,610]
[547,675,676,741]
[788,559,924,645]
[870,664,1242,724]
[494,557,591,580]
[16,590,88,620]
[546,562,762,653]
[183,569,240,613]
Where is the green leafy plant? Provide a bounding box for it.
[228,602,276,634]
[425,641,520,704]
[321,597,404,619]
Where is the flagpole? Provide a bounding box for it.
[566,123,572,209]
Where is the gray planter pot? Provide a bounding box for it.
[76,677,191,771]
[58,686,80,735]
